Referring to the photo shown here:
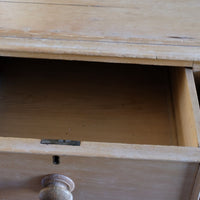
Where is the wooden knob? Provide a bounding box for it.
[39,174,75,200]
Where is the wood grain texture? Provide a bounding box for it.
[193,63,200,103]
[0,58,177,145]
[0,151,198,200]
[0,48,194,68]
[0,0,200,65]
[191,165,200,200]
[171,68,200,147]
[1,137,200,163]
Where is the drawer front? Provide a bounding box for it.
[0,152,198,200]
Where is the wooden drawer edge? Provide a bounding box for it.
[1,137,200,163]
[0,37,196,67]
[191,165,200,200]
[185,68,200,147]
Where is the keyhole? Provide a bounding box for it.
[53,155,60,165]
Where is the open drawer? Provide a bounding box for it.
[0,57,200,200]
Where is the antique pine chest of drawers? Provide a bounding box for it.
[0,0,200,199]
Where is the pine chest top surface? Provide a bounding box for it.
[0,0,200,66]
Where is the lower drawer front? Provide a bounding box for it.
[0,152,198,200]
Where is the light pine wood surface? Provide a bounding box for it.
[1,137,200,163]
[0,0,200,65]
[0,0,200,198]
[0,151,198,200]
[191,165,200,200]
[171,68,200,147]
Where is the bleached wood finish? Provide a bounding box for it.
[191,165,200,200]
[193,63,200,101]
[1,137,200,163]
[0,0,200,198]
[0,0,200,65]
[0,151,198,200]
[171,68,200,147]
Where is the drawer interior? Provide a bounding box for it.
[0,57,198,147]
